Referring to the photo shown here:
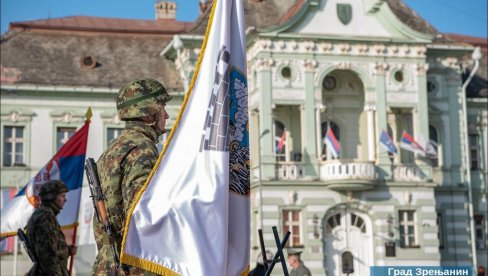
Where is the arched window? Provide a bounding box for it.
[350,213,366,233]
[429,125,439,167]
[325,213,341,234]
[320,121,340,160]
[274,120,286,162]
[342,251,354,274]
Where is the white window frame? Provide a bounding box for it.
[55,126,77,152]
[399,210,418,248]
[2,125,26,167]
[282,208,302,247]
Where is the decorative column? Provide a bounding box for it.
[364,104,376,161]
[256,57,275,180]
[303,59,318,178]
[373,62,392,177]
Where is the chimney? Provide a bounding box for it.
[199,1,208,15]
[155,1,177,20]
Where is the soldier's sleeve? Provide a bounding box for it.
[121,143,158,213]
[32,214,63,275]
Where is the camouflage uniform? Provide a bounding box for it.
[92,79,171,276]
[26,180,70,276]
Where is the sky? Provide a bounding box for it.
[1,0,487,37]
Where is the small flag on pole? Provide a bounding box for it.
[418,134,438,157]
[1,112,90,238]
[399,131,425,156]
[324,128,341,158]
[276,130,286,153]
[120,0,250,275]
[379,129,397,155]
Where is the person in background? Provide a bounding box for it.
[249,250,274,276]
[287,249,312,276]
[26,180,76,276]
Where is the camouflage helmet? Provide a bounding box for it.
[116,79,172,120]
[39,180,68,202]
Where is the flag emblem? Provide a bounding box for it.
[229,68,250,196]
[26,159,60,208]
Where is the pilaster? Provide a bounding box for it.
[257,58,275,180]
[374,62,393,178]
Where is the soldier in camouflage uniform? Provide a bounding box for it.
[26,180,74,276]
[92,79,172,276]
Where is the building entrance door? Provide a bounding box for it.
[324,208,373,275]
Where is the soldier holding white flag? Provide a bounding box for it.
[92,79,172,275]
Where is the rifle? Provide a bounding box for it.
[84,158,122,274]
[17,228,41,273]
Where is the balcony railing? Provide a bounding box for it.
[392,165,425,182]
[320,161,377,181]
[276,163,305,180]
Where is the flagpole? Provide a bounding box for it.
[67,107,91,276]
[68,224,78,276]
[259,129,270,230]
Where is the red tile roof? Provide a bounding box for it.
[9,16,195,35]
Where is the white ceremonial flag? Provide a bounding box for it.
[120,0,250,275]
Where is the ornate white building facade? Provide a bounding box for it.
[1,0,487,275]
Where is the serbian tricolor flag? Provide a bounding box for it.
[276,130,286,154]
[399,130,425,156]
[121,0,249,274]
[1,110,91,238]
[325,128,341,158]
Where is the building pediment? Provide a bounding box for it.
[261,0,434,42]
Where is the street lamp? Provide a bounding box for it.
[259,128,270,229]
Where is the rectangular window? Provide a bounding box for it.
[399,210,417,248]
[3,126,24,167]
[107,127,123,147]
[56,127,76,151]
[437,212,444,249]
[469,135,479,170]
[475,215,486,250]
[282,209,302,247]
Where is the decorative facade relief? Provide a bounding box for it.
[373,44,386,54]
[356,44,369,55]
[336,62,352,70]
[256,58,274,71]
[50,110,85,124]
[387,92,418,104]
[275,40,286,50]
[273,89,306,101]
[303,40,316,52]
[303,59,317,72]
[1,110,34,123]
[338,43,351,53]
[256,39,273,51]
[415,63,429,76]
[319,42,334,53]
[372,62,389,75]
